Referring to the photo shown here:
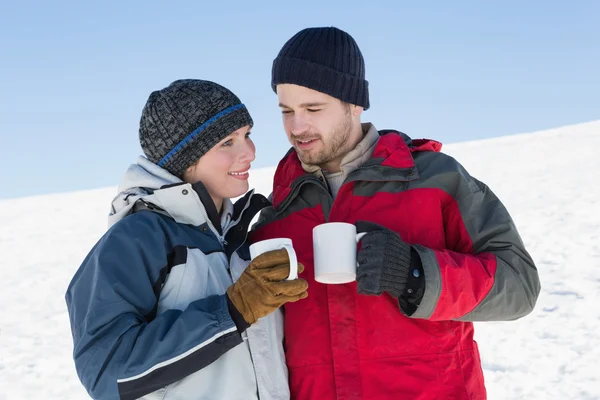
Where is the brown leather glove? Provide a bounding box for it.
[227,249,308,325]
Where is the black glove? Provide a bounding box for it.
[355,221,424,312]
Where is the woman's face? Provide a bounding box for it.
[182,124,255,211]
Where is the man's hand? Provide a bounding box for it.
[355,221,413,298]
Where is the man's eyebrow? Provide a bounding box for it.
[278,102,328,108]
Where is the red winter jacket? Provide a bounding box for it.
[250,129,540,400]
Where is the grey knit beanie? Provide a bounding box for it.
[139,79,253,177]
[272,27,369,109]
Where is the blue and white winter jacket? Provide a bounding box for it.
[65,157,290,400]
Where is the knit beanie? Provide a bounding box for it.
[271,26,369,109]
[139,79,253,177]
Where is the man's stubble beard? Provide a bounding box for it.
[296,114,354,169]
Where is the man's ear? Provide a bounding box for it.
[352,104,364,117]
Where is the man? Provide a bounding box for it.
[250,27,541,400]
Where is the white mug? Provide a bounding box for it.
[249,238,298,280]
[312,222,366,284]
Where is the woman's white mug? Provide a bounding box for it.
[249,238,298,280]
[312,222,366,284]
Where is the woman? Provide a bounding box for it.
[65,79,308,400]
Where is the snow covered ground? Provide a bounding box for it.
[1,120,599,399]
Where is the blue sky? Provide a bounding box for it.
[1,1,598,199]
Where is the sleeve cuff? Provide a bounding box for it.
[226,295,251,334]
[398,248,426,316]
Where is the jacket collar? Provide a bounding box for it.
[108,156,257,238]
[271,124,442,208]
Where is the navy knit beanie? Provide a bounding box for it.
[271,27,369,110]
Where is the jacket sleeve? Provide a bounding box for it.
[410,159,541,322]
[65,213,243,400]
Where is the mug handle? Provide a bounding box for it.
[355,232,367,267]
[278,243,298,280]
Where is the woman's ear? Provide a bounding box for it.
[181,161,198,183]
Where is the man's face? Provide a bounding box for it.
[277,84,362,171]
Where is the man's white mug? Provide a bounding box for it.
[249,238,298,280]
[313,222,366,284]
